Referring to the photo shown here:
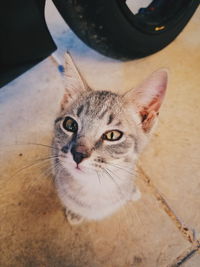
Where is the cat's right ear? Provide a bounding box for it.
[61,52,90,110]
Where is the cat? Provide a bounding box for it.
[52,52,168,225]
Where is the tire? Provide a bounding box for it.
[52,0,199,59]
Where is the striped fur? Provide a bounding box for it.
[52,53,167,224]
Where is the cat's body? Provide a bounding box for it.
[52,53,167,224]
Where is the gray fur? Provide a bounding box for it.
[52,53,167,224]
[52,89,140,223]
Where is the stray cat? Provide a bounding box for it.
[52,52,167,225]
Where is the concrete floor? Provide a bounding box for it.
[0,2,200,266]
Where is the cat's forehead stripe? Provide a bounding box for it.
[99,108,108,119]
[77,105,84,117]
[83,92,116,117]
[114,121,122,126]
[107,113,114,125]
[85,101,90,115]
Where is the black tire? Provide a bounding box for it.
[52,0,199,59]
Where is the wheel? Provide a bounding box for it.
[52,0,199,59]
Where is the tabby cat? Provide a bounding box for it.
[52,53,167,225]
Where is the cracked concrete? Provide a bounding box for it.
[0,1,200,266]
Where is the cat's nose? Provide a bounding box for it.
[72,151,86,164]
[70,145,89,164]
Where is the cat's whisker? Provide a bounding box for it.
[106,162,135,176]
[126,204,143,235]
[100,168,117,201]
[103,168,119,187]
[24,166,53,193]
[132,207,143,227]
[24,161,63,193]
[120,204,135,232]
[1,154,59,182]
[101,167,140,230]
[103,168,125,199]
[33,155,59,163]
[24,142,57,150]
[122,200,143,229]
[0,162,59,210]
[21,161,54,185]
[95,170,101,185]
[105,167,124,182]
[8,155,59,179]
[0,142,58,150]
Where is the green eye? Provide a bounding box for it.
[62,117,78,132]
[103,130,123,141]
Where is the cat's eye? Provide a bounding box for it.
[62,117,78,133]
[102,130,123,141]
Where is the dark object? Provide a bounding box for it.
[0,0,56,88]
[53,0,199,59]
[0,0,199,88]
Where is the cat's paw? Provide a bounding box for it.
[131,187,141,202]
[65,209,84,225]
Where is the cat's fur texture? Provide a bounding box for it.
[52,53,167,225]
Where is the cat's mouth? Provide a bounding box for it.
[70,160,85,172]
[75,164,83,171]
[60,152,86,173]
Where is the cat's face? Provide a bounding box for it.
[54,90,140,182]
[53,53,167,185]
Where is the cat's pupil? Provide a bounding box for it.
[111,132,114,139]
[63,117,78,132]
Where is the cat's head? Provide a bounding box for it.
[53,53,167,182]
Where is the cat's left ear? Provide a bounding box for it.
[124,69,168,133]
[61,52,90,110]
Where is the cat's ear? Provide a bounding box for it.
[61,52,90,110]
[124,69,168,133]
